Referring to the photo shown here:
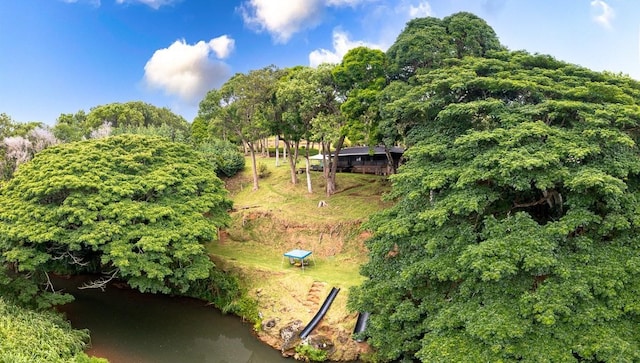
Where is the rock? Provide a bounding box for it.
[262,318,278,330]
[309,335,335,356]
[279,319,303,352]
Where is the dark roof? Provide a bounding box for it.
[337,146,404,156]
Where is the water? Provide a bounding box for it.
[55,277,293,363]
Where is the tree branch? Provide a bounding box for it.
[78,269,120,292]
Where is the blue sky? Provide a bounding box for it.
[0,0,638,125]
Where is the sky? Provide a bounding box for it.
[0,0,639,125]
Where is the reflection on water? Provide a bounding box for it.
[55,277,292,363]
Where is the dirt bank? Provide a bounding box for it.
[210,211,373,361]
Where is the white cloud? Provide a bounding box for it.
[590,0,615,29]
[115,0,179,9]
[143,37,234,104]
[240,0,324,43]
[409,1,432,18]
[309,30,383,67]
[208,35,235,59]
[240,0,431,45]
[308,0,433,66]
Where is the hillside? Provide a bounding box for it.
[206,157,393,361]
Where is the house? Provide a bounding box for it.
[309,146,404,175]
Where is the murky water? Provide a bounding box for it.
[55,277,293,363]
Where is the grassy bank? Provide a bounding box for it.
[205,156,392,359]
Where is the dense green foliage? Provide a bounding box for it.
[386,12,503,81]
[54,102,190,142]
[295,343,329,362]
[196,138,245,177]
[0,298,106,363]
[350,51,640,361]
[0,135,232,307]
[112,123,189,143]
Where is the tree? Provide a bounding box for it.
[273,66,306,186]
[442,11,503,59]
[0,135,232,307]
[276,66,338,190]
[200,66,281,191]
[84,101,190,141]
[190,116,211,144]
[196,138,245,178]
[111,123,188,143]
[53,111,88,143]
[0,113,16,140]
[0,127,59,181]
[386,17,453,81]
[350,51,640,362]
[304,63,344,196]
[386,12,503,81]
[333,47,395,178]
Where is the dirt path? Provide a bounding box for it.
[302,281,327,313]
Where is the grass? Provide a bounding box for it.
[226,157,392,223]
[206,156,392,348]
[208,240,364,288]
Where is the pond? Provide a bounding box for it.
[55,277,293,363]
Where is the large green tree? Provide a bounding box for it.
[0,135,232,307]
[351,51,640,361]
[53,111,88,143]
[83,101,190,140]
[199,66,281,191]
[386,12,503,81]
[274,66,311,186]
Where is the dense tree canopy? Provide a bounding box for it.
[350,51,640,361]
[386,12,503,81]
[54,102,190,142]
[0,135,232,307]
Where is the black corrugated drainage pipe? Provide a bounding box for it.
[299,287,340,339]
[352,311,370,342]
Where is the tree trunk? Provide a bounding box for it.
[248,141,259,191]
[326,135,345,196]
[275,135,280,167]
[263,137,269,157]
[305,140,312,194]
[285,140,298,185]
[321,141,330,180]
[384,146,396,175]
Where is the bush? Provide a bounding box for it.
[197,139,245,177]
[258,162,271,178]
[295,343,328,362]
[0,298,107,363]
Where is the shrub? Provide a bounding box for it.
[295,343,328,362]
[197,139,245,177]
[258,162,271,178]
[0,298,107,363]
